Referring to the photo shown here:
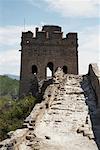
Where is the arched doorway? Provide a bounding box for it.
[32,65,38,75]
[46,62,53,78]
[62,65,68,74]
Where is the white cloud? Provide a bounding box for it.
[26,0,42,8]
[78,25,100,74]
[0,49,20,75]
[29,0,100,18]
[0,26,21,46]
[0,25,36,46]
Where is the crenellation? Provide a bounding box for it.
[22,31,33,38]
[66,32,77,39]
[21,31,77,47]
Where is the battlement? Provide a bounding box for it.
[22,31,33,38]
[21,25,77,43]
[66,33,77,39]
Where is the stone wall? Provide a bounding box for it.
[88,64,100,107]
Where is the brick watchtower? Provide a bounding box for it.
[19,25,78,97]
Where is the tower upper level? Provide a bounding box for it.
[21,25,77,46]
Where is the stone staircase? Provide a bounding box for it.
[0,68,100,150]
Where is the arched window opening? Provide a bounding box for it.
[62,66,68,74]
[32,65,38,75]
[46,62,53,78]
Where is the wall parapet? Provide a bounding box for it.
[88,63,100,107]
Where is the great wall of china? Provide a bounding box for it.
[0,63,100,150]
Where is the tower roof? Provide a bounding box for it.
[42,25,61,32]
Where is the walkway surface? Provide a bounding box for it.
[0,69,100,150]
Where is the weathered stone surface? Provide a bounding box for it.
[0,129,29,150]
[0,67,100,150]
[88,63,100,107]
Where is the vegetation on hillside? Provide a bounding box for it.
[0,95,36,141]
[0,75,19,99]
[0,75,38,141]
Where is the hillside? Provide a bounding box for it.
[0,75,38,141]
[0,75,19,99]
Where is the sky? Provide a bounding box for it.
[0,0,100,75]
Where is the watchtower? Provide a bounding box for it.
[19,25,78,97]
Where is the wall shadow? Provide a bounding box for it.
[39,78,53,100]
[80,75,100,150]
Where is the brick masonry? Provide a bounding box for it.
[19,25,78,97]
